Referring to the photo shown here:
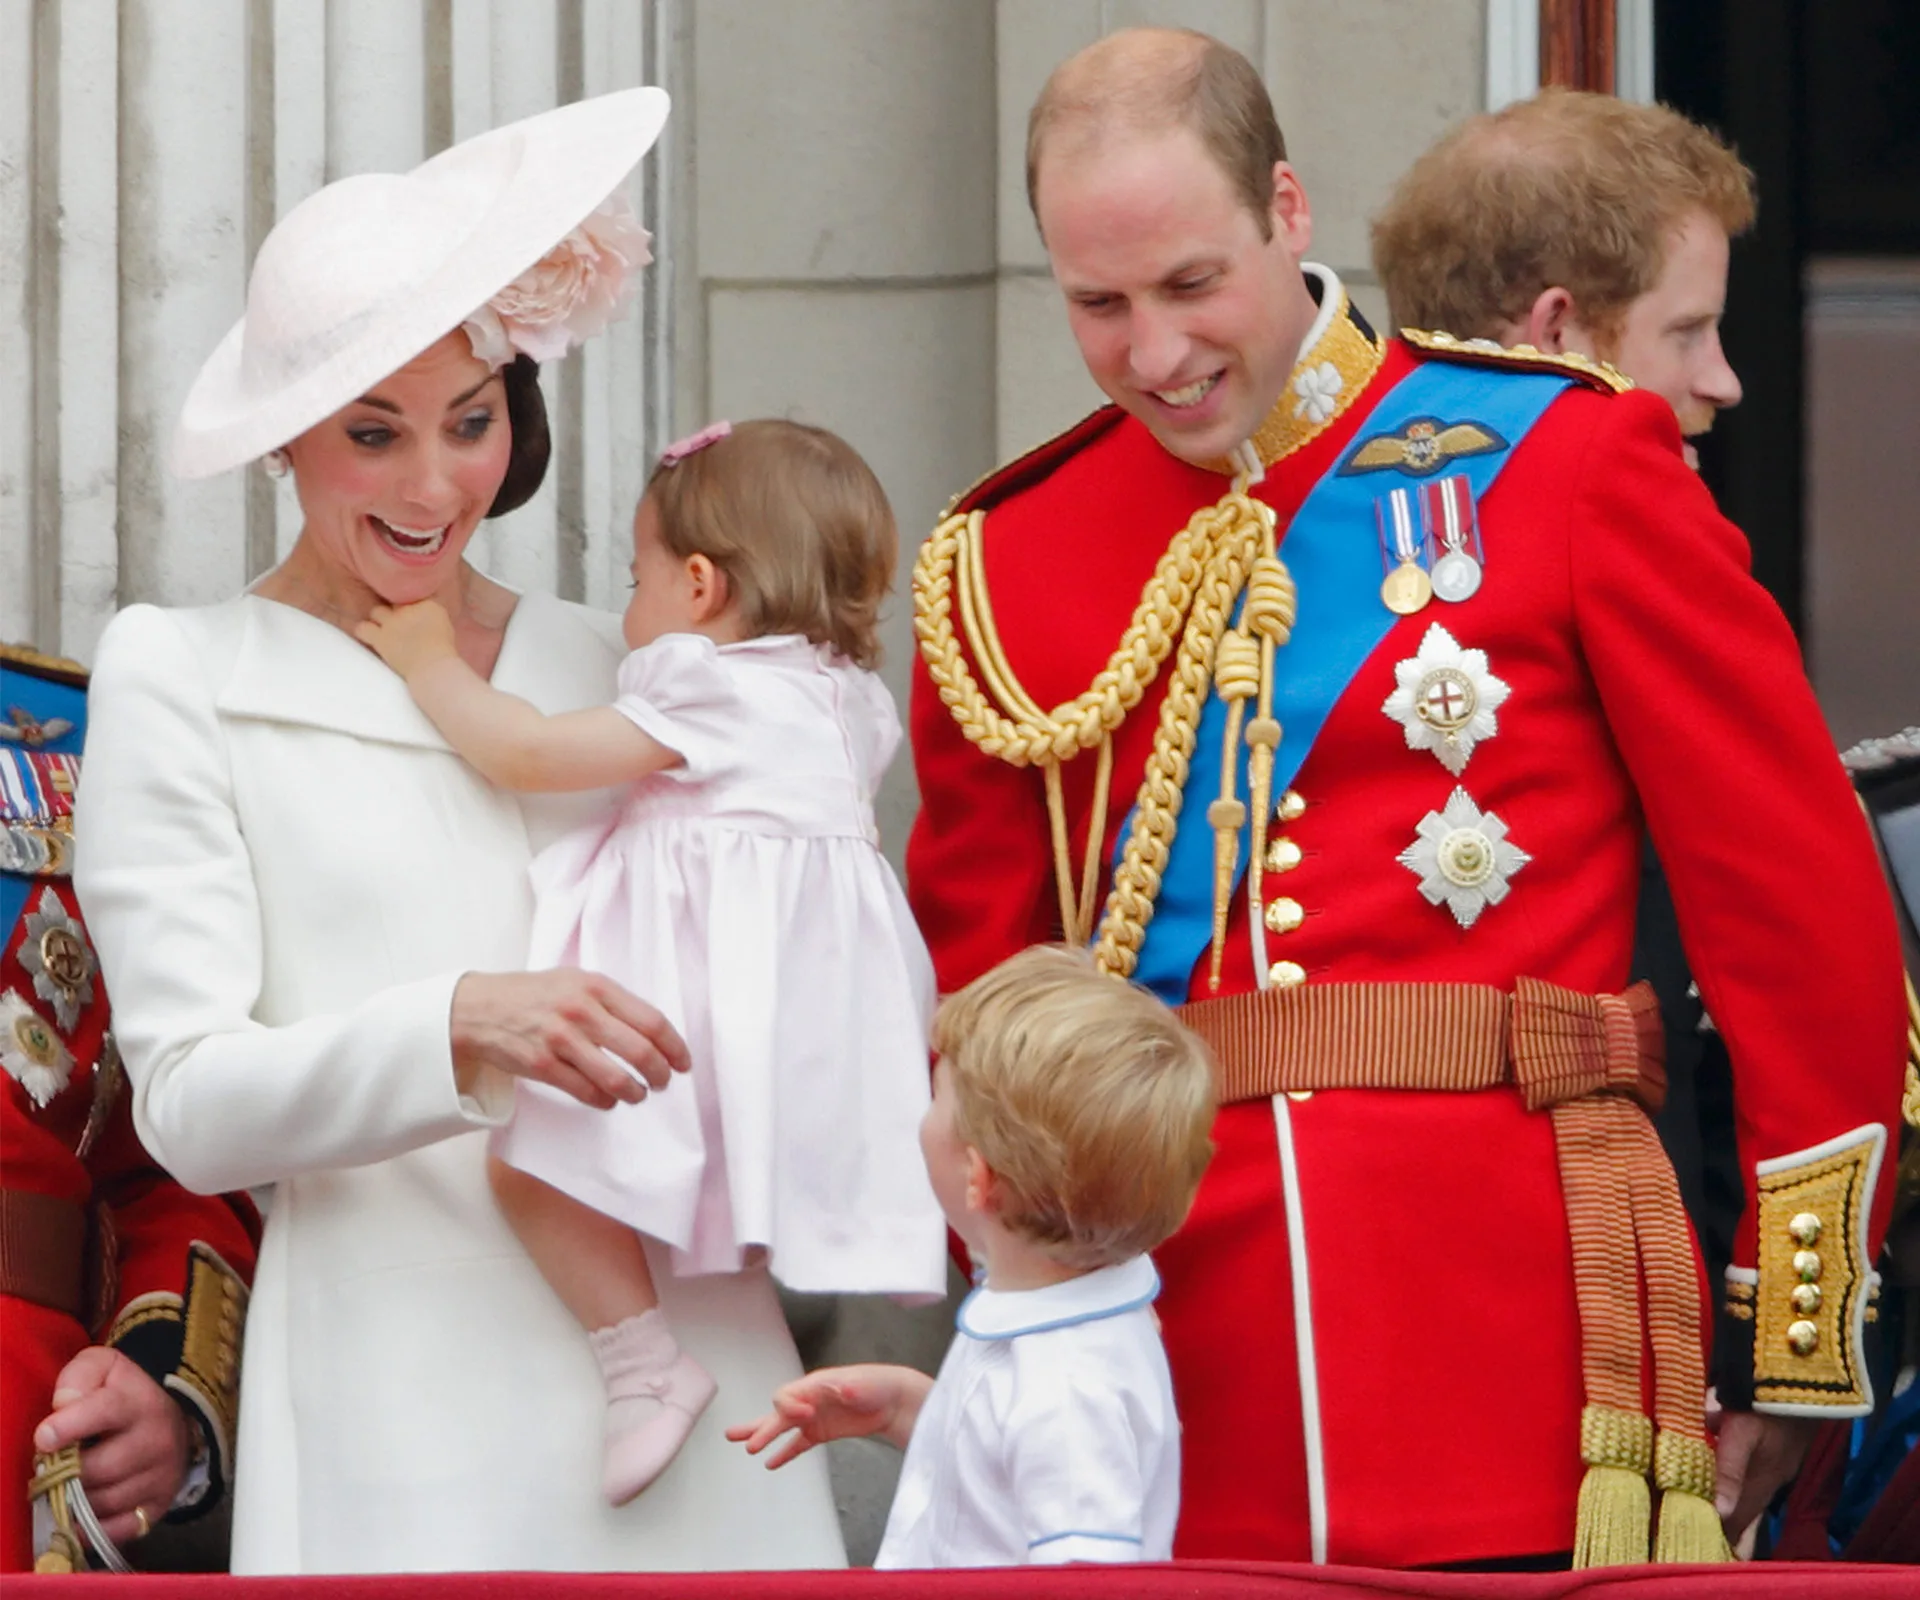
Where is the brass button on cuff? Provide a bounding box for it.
[1266,960,1308,989]
[1788,1212,1823,1246]
[1264,897,1305,935]
[1266,838,1303,873]
[1790,1283,1823,1316]
[1787,1320,1821,1356]
[1793,1250,1823,1283]
[1276,789,1307,822]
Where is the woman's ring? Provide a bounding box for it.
[131,1505,151,1540]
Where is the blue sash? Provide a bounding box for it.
[1121,360,1573,1003]
[0,666,87,934]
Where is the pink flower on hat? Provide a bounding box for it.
[463,193,653,368]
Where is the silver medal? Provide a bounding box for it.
[1431,548,1483,603]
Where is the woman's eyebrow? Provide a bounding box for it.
[354,374,499,416]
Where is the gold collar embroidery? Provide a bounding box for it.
[1199,278,1386,476]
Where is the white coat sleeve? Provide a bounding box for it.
[73,605,512,1195]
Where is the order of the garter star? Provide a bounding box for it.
[1381,622,1510,776]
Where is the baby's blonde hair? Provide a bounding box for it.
[931,946,1217,1271]
[644,419,896,667]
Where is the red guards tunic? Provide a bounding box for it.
[2,645,260,1572]
[906,306,1907,1566]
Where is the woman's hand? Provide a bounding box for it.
[726,1363,933,1467]
[355,600,459,679]
[450,969,690,1110]
[32,1347,191,1547]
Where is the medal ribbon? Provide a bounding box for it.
[1122,360,1575,1004]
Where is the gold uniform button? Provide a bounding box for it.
[1266,960,1308,989]
[1276,790,1307,823]
[1265,838,1303,873]
[1787,1320,1821,1356]
[1263,897,1305,934]
[1793,1250,1823,1283]
[1791,1283,1823,1316]
[1788,1212,1823,1247]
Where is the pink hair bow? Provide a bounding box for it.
[659,420,732,466]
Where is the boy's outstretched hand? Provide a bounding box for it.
[355,599,458,679]
[727,1363,933,1467]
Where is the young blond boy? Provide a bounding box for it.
[728,946,1217,1566]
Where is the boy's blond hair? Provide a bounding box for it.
[931,947,1217,1271]
[644,419,896,668]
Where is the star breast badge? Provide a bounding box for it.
[1381,623,1510,775]
[1398,788,1531,929]
[1339,416,1508,478]
[1,990,74,1108]
[21,888,97,1033]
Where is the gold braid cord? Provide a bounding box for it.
[914,484,1289,978]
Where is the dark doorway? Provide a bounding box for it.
[1655,0,1920,686]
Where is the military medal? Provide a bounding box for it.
[1424,476,1484,603]
[22,887,97,1033]
[1381,622,1510,775]
[1,989,74,1108]
[1397,787,1531,929]
[1376,488,1432,615]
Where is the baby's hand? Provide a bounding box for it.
[355,600,458,677]
[725,1364,917,1468]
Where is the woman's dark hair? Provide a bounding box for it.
[487,355,550,517]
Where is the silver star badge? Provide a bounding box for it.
[1398,787,1531,928]
[1381,622,1510,776]
[2,990,74,1108]
[22,887,96,1032]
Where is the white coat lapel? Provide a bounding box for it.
[216,596,453,750]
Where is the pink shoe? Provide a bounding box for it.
[589,1311,718,1505]
[601,1351,718,1504]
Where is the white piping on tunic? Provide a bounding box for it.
[1270,1094,1328,1563]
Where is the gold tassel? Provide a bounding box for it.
[1653,1430,1731,1563]
[1573,1466,1652,1568]
[1654,1487,1730,1563]
[1572,1404,1653,1568]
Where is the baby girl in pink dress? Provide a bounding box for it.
[359,420,945,1504]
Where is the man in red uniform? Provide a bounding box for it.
[3,642,259,1571]
[906,28,1908,1569]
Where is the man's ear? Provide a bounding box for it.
[685,554,732,622]
[1520,286,1587,355]
[1269,161,1313,257]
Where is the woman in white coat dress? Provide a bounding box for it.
[71,90,845,1575]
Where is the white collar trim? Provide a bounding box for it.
[957,1254,1160,1341]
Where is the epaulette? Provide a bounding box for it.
[1,641,89,688]
[1401,327,1635,395]
[947,405,1126,517]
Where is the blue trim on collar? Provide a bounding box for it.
[956,1256,1161,1341]
[1029,1530,1144,1549]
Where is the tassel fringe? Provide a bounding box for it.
[1655,1487,1732,1563]
[1572,1404,1654,1568]
[1573,1463,1652,1568]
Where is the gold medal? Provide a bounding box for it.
[1381,561,1432,615]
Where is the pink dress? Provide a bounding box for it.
[493,633,947,1296]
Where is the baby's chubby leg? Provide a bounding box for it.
[488,1158,716,1503]
[489,1156,660,1326]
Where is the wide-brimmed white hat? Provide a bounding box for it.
[171,86,669,480]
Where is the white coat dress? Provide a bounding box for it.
[72,591,846,1575]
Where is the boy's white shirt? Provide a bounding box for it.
[874,1254,1179,1569]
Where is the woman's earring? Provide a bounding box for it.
[263,447,291,479]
